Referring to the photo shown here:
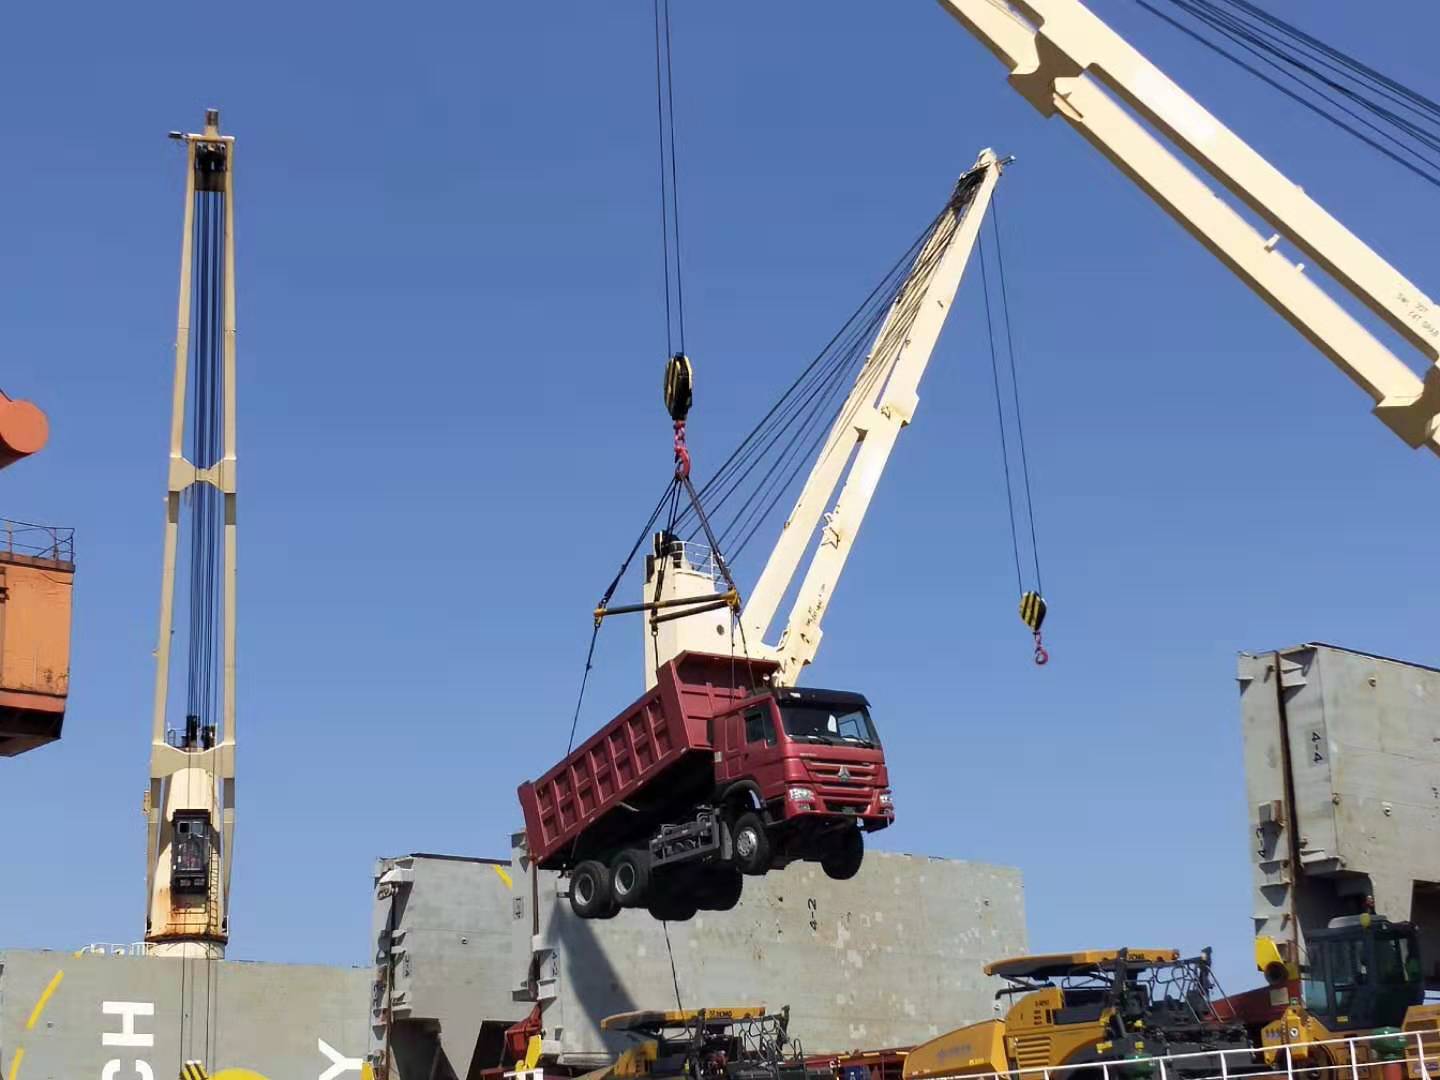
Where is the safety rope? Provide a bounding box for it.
[978,199,1049,665]
[564,478,675,754]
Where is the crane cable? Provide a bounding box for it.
[1133,0,1440,189]
[566,2,738,758]
[670,194,969,555]
[653,0,687,359]
[977,194,1048,665]
[174,139,227,1075]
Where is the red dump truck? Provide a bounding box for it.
[518,651,894,921]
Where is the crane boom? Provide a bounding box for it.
[642,151,1003,689]
[744,150,1004,682]
[937,0,1440,455]
[145,109,237,959]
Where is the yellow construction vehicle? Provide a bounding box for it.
[905,950,1257,1080]
[1254,914,1440,1079]
[589,1007,813,1080]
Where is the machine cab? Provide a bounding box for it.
[1302,916,1424,1032]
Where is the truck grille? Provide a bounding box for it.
[807,759,878,787]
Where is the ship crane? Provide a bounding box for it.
[144,108,238,963]
[643,150,1009,689]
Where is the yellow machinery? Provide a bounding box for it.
[584,1008,808,1080]
[1255,915,1440,1079]
[906,950,1254,1080]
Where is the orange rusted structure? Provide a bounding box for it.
[0,523,74,755]
[0,394,49,470]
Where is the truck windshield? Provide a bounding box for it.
[780,702,879,747]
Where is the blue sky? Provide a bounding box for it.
[1,1,1436,996]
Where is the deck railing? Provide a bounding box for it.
[0,517,75,563]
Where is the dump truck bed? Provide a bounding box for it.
[519,652,777,868]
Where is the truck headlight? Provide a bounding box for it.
[788,787,816,803]
[878,791,893,807]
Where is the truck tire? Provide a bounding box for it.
[610,848,652,908]
[647,895,699,923]
[821,827,864,881]
[732,812,772,876]
[698,868,743,911]
[569,860,613,919]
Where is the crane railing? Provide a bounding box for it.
[0,517,75,564]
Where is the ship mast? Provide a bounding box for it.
[144,108,237,960]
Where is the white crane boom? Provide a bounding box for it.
[145,109,237,959]
[742,152,1004,683]
[937,0,1440,455]
[643,151,1004,689]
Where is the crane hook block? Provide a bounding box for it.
[1019,591,1047,633]
[664,353,693,423]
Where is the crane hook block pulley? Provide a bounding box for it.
[664,353,693,423]
[1019,591,1046,632]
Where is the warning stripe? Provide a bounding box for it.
[1018,591,1046,631]
[25,970,64,1031]
[181,1063,209,1080]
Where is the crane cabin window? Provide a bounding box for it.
[171,810,213,897]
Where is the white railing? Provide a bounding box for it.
[0,518,74,563]
[919,1027,1438,1080]
[663,540,722,582]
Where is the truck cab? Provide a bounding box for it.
[710,684,893,858]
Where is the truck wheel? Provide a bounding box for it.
[647,895,699,923]
[569,860,613,919]
[594,898,622,920]
[610,849,652,908]
[821,827,864,881]
[732,812,772,876]
[699,868,743,911]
